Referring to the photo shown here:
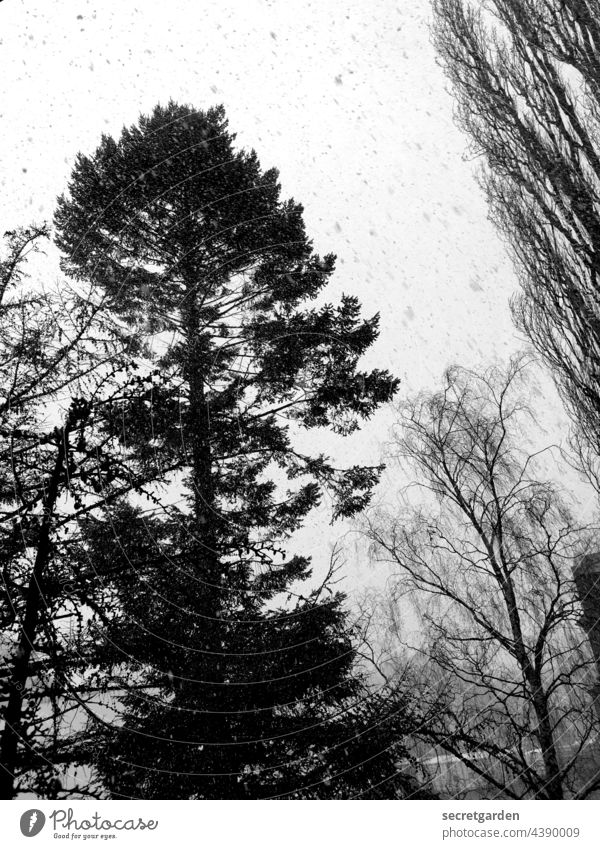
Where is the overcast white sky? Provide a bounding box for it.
[1,0,587,580]
[2,0,519,375]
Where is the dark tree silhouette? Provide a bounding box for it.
[0,227,176,798]
[78,509,426,799]
[53,102,423,798]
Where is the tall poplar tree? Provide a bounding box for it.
[432,0,600,482]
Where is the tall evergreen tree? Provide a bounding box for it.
[77,504,424,798]
[54,102,421,798]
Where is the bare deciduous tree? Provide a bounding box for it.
[363,358,600,799]
[0,227,175,798]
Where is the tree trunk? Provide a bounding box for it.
[491,553,564,798]
[0,425,68,799]
[181,288,219,587]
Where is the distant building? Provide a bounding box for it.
[574,552,600,716]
